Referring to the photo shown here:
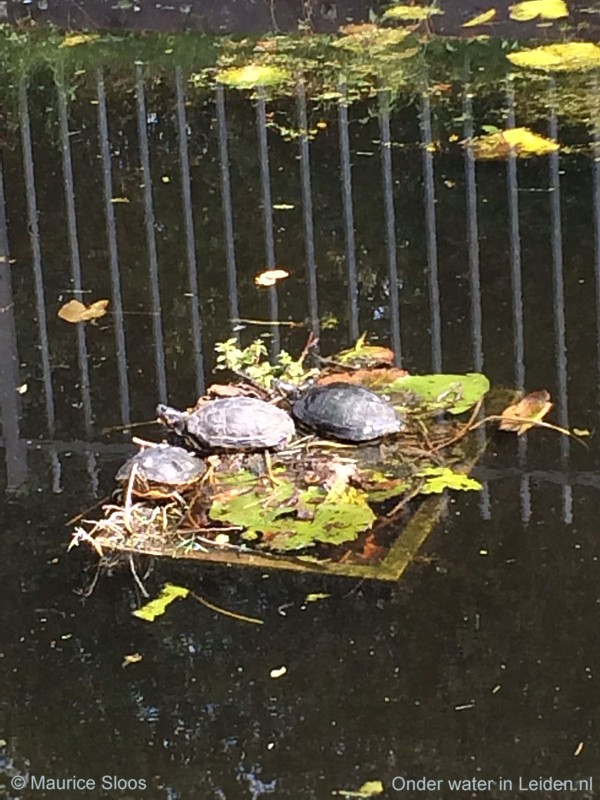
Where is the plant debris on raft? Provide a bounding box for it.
[69,335,566,579]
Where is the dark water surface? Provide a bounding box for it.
[1,38,600,800]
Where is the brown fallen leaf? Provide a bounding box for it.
[317,368,409,388]
[499,390,553,434]
[255,268,290,287]
[58,299,109,323]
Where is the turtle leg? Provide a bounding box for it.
[263,450,281,486]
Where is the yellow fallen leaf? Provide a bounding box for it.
[110,197,130,204]
[573,428,591,437]
[499,390,553,434]
[57,299,109,323]
[509,0,568,21]
[16,383,28,395]
[122,652,143,668]
[270,666,287,678]
[462,8,497,26]
[305,593,331,602]
[507,42,600,72]
[333,780,384,797]
[382,4,443,20]
[132,584,189,622]
[59,33,101,48]
[468,127,559,160]
[255,268,290,287]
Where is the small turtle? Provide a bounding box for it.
[116,444,206,498]
[291,381,404,443]
[156,397,295,452]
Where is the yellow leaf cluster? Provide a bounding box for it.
[509,0,568,21]
[216,64,290,89]
[59,33,101,48]
[469,127,559,160]
[382,4,443,21]
[57,299,109,323]
[507,42,600,71]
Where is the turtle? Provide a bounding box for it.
[291,381,404,443]
[116,444,206,498]
[156,397,295,453]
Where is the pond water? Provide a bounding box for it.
[1,28,600,800]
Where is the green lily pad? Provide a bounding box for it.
[387,373,490,415]
[417,466,482,494]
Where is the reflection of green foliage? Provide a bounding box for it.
[0,28,599,130]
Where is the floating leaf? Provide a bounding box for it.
[58,299,109,323]
[272,203,295,210]
[334,780,384,797]
[270,666,287,678]
[387,373,490,415]
[333,334,395,368]
[509,0,568,21]
[573,428,591,437]
[382,4,443,20]
[468,127,559,160]
[132,583,189,622]
[59,33,101,48]
[255,268,290,287]
[318,368,409,389]
[305,593,330,602]
[499,389,552,434]
[462,8,497,26]
[122,652,143,667]
[110,197,130,204]
[507,42,600,72]
[417,466,482,494]
[216,64,290,89]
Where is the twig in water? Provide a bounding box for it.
[190,592,263,625]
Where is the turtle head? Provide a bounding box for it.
[156,404,187,435]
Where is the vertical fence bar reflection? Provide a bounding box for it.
[297,81,319,335]
[18,77,56,438]
[215,86,240,331]
[505,82,530,525]
[256,87,280,354]
[135,64,168,402]
[592,76,600,398]
[378,89,402,365]
[56,76,93,432]
[338,83,359,341]
[420,89,442,373]
[57,73,98,494]
[175,67,205,397]
[96,67,131,426]
[548,79,572,524]
[462,80,490,520]
[462,85,483,373]
[0,159,28,491]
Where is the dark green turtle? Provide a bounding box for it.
[291,382,404,443]
[116,444,206,498]
[156,397,295,452]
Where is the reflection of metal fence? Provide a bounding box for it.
[1,69,599,522]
